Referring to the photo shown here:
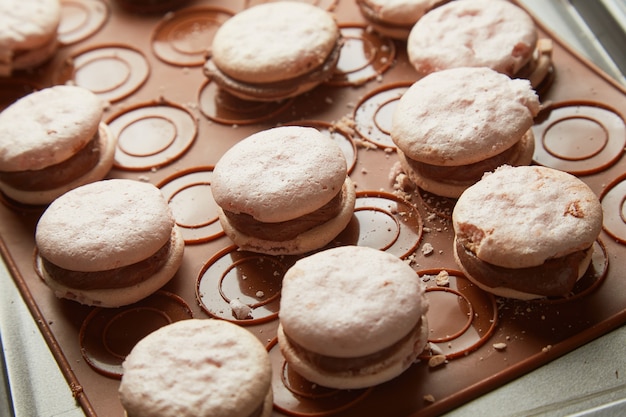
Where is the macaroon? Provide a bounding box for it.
[119,319,273,417]
[0,0,61,76]
[277,245,429,389]
[391,66,540,198]
[203,1,342,102]
[211,126,356,255]
[406,0,553,88]
[452,165,603,300]
[356,0,449,40]
[0,85,116,205]
[34,179,185,307]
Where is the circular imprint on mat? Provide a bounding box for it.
[152,6,234,67]
[0,78,40,111]
[107,100,197,170]
[79,291,193,379]
[53,44,150,103]
[532,101,625,175]
[268,338,373,416]
[337,191,422,259]
[283,120,357,174]
[196,246,297,324]
[417,188,456,220]
[198,79,294,125]
[243,0,338,10]
[418,269,498,360]
[58,0,109,45]
[601,173,626,245]
[353,82,411,149]
[157,166,223,244]
[531,239,609,304]
[327,24,395,87]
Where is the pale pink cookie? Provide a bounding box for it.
[278,245,429,389]
[204,1,341,101]
[453,165,603,300]
[357,0,449,40]
[35,179,184,307]
[0,0,61,76]
[211,126,356,255]
[0,85,116,205]
[391,67,540,198]
[407,0,539,78]
[119,319,273,417]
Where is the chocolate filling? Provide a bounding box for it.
[223,183,347,241]
[41,237,172,290]
[284,317,424,374]
[0,131,101,191]
[455,238,590,297]
[403,139,523,185]
[204,38,342,101]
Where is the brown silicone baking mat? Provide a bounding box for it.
[1,1,626,416]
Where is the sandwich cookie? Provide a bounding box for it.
[391,66,540,198]
[119,319,273,417]
[453,165,603,300]
[277,245,429,389]
[406,0,553,88]
[35,179,185,307]
[204,1,342,102]
[0,0,61,76]
[211,126,356,255]
[0,85,116,205]
[356,0,449,40]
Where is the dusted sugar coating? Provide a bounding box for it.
[407,0,537,77]
[211,126,348,223]
[279,245,427,358]
[0,85,103,171]
[453,165,603,269]
[0,0,60,52]
[211,2,340,83]
[36,179,175,271]
[391,67,540,166]
[358,0,444,26]
[119,319,273,417]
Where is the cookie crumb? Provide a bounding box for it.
[428,342,444,356]
[423,394,436,403]
[229,298,251,320]
[428,354,447,368]
[421,243,434,256]
[435,270,450,287]
[493,342,507,351]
